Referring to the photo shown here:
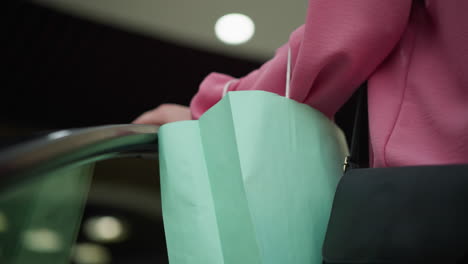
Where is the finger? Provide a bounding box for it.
[132,110,164,125]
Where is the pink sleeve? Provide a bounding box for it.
[190,0,412,119]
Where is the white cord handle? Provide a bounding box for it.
[222,79,237,97]
[222,46,292,98]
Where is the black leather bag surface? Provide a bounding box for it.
[324,85,468,263]
[323,165,468,264]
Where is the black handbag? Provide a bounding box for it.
[323,86,468,264]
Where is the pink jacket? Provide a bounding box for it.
[190,0,468,168]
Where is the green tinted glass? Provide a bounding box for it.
[0,163,94,264]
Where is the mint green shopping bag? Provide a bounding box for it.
[159,89,348,264]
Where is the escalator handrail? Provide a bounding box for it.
[0,124,159,189]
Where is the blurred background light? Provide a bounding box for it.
[215,13,255,45]
[84,216,127,243]
[73,243,111,264]
[22,228,63,253]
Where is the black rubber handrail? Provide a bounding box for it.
[0,124,159,190]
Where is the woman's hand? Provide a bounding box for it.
[132,104,191,126]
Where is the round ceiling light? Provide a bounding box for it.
[73,243,111,264]
[215,13,255,45]
[22,228,63,253]
[84,216,127,243]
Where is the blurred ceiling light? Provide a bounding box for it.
[22,228,62,253]
[73,243,111,264]
[215,13,255,45]
[84,216,126,243]
[0,212,7,232]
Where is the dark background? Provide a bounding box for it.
[1,0,261,131]
[1,0,360,140]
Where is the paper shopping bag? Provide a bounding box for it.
[159,90,348,264]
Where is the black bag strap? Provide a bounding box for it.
[344,83,368,171]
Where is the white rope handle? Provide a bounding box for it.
[222,79,237,97]
[222,46,292,98]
